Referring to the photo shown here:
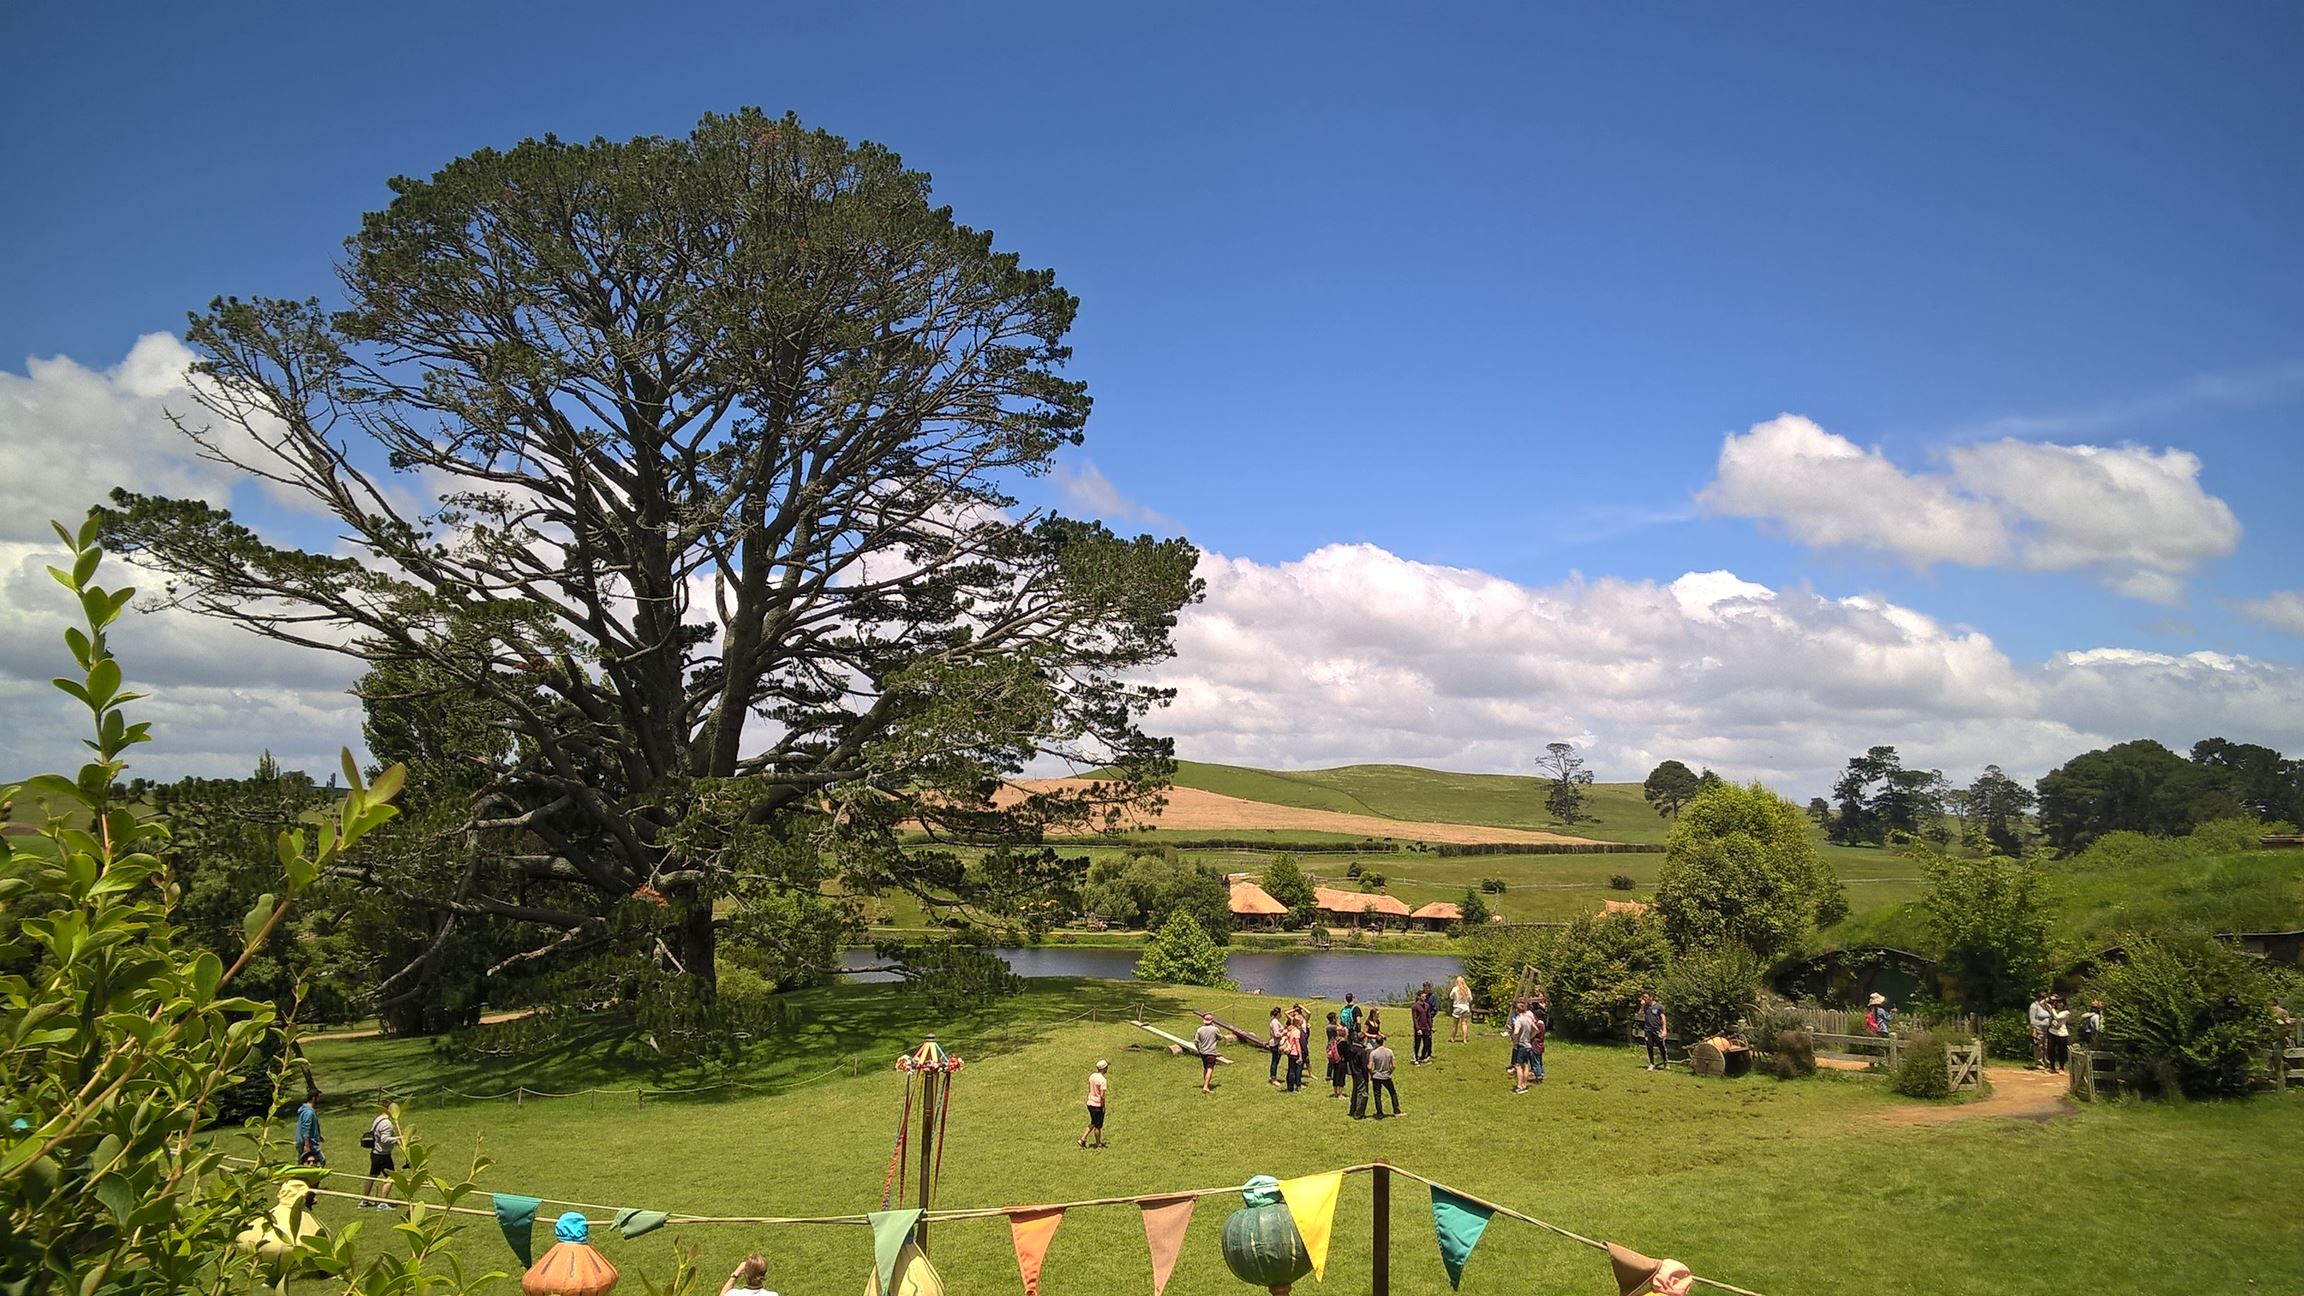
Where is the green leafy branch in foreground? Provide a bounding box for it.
[0,520,499,1295]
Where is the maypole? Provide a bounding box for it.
[895,1036,963,1256]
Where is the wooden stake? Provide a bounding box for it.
[1373,1160,1391,1296]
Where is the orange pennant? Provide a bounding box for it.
[1009,1207,1065,1295]
[1139,1195,1195,1296]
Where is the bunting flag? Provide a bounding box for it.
[1276,1171,1344,1282]
[613,1207,669,1239]
[869,1208,923,1295]
[1428,1187,1494,1290]
[1138,1195,1195,1296]
[491,1193,541,1268]
[1007,1207,1065,1295]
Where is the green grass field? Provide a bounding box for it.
[1169,761,1678,843]
[279,979,2303,1296]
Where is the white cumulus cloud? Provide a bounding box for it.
[1146,543,2304,795]
[1700,415,2240,603]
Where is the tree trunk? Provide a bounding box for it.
[669,887,718,991]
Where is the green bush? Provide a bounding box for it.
[1536,910,1673,1039]
[1890,1027,1953,1098]
[1772,1030,1818,1078]
[1133,911,1237,989]
[2090,932,2285,1098]
[1921,852,2051,1014]
[1478,876,1508,894]
[1608,873,1635,891]
[1659,944,1764,1040]
[1656,781,1842,964]
[1983,1009,2037,1061]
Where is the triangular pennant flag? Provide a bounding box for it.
[869,1208,923,1295]
[491,1193,541,1268]
[1139,1195,1196,1296]
[1008,1207,1065,1295]
[1276,1171,1345,1282]
[614,1207,669,1239]
[1429,1187,1494,1290]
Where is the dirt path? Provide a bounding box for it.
[1878,1065,2073,1126]
[1005,780,1607,847]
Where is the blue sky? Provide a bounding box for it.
[3,4,2300,789]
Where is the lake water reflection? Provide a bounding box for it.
[839,946,1463,1003]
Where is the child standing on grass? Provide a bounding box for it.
[1410,983,1435,1065]
[1326,1012,1347,1098]
[1508,1001,1536,1095]
[1079,1060,1109,1148]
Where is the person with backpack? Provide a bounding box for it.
[1865,992,1893,1037]
[2077,1000,2104,1046]
[359,1100,400,1208]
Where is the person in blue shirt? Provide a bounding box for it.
[295,1091,324,1166]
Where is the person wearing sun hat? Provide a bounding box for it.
[1865,992,1893,1036]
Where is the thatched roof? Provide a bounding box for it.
[1602,899,1651,917]
[1315,887,1411,917]
[1227,880,1288,917]
[1409,901,1463,922]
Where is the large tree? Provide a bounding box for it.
[1828,745,1946,845]
[1641,759,1703,819]
[1535,741,1595,825]
[1654,780,1843,964]
[101,110,1201,995]
[2034,739,2196,852]
[1962,764,2037,857]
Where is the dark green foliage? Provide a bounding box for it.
[1522,910,1673,1039]
[1656,781,1843,964]
[99,108,1202,998]
[1920,852,2051,1013]
[1457,888,1491,929]
[1478,876,1508,894]
[1659,945,1765,1040]
[1081,849,1232,942]
[1962,765,2037,856]
[2189,738,2304,826]
[2089,932,2286,1099]
[1890,1028,1954,1098]
[1536,741,1595,825]
[1132,911,1236,988]
[1983,1010,2037,1061]
[1829,746,1948,846]
[1359,871,1387,891]
[1608,873,1635,891]
[1261,853,1316,914]
[864,941,1023,1010]
[1643,759,1704,819]
[2035,739,2239,852]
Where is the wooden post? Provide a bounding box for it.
[1372,1161,1391,1296]
[916,1067,939,1255]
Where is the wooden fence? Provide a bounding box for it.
[2071,1022,2303,1100]
[1770,1005,1981,1039]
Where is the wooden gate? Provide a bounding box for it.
[1946,1040,1982,1093]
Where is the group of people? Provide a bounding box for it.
[291,1090,404,1210]
[2027,991,2101,1073]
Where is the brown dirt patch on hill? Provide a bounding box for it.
[1878,1066,2075,1127]
[1004,779,1606,847]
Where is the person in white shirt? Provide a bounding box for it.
[722,1253,777,1296]
[1079,1060,1110,1148]
[359,1101,401,1209]
[2027,992,2054,1069]
[1449,976,1474,1043]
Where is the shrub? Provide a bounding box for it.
[1133,911,1237,989]
[1478,876,1508,894]
[1890,1027,1954,1098]
[1658,944,1764,1040]
[2090,931,2285,1098]
[1360,871,1387,891]
[1538,910,1673,1039]
[1346,860,1364,879]
[1983,1009,2037,1062]
[1456,888,1492,930]
[1772,1030,1818,1078]
[1608,873,1636,891]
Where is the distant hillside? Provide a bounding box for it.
[1169,761,1674,844]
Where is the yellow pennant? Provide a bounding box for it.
[1276,1172,1345,1281]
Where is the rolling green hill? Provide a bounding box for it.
[1170,760,1675,843]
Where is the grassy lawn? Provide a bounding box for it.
[281,980,2304,1296]
[1172,761,1675,844]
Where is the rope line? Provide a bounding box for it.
[237,1158,1766,1293]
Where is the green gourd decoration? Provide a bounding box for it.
[1220,1176,1313,1296]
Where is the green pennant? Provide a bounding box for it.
[1430,1187,1494,1290]
[614,1207,670,1239]
[868,1208,922,1293]
[492,1193,542,1268]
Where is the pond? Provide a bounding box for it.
[839,946,1462,1003]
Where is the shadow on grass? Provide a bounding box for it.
[300,977,1171,1111]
